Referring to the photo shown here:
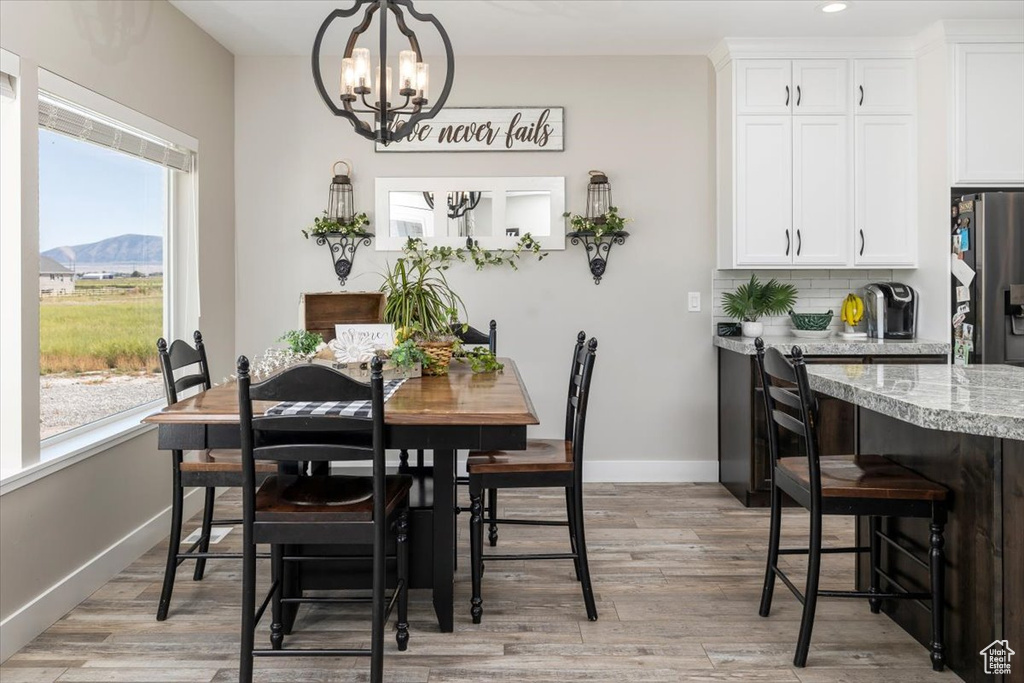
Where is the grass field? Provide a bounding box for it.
[40,278,162,374]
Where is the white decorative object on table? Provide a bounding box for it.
[792,329,834,339]
[330,329,381,362]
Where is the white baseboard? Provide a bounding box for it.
[582,460,718,483]
[0,489,205,662]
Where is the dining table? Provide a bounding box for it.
[142,358,539,632]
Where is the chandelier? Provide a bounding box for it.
[423,191,482,219]
[311,0,455,145]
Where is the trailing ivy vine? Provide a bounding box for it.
[401,234,547,272]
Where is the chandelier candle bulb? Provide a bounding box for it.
[352,47,371,92]
[340,57,356,100]
[416,62,429,101]
[398,50,417,94]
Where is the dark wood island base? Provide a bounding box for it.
[856,408,1022,683]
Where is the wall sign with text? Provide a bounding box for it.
[376,107,564,152]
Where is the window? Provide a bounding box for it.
[0,64,198,485]
[38,124,168,441]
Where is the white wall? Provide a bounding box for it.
[0,0,233,658]
[235,55,717,480]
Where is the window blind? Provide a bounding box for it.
[0,72,14,100]
[38,94,192,172]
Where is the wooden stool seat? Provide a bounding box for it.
[777,454,948,502]
[255,475,412,521]
[180,449,277,473]
[468,439,573,474]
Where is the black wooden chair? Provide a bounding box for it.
[754,339,948,670]
[236,356,410,683]
[466,331,599,624]
[155,331,275,621]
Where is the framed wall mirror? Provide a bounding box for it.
[374,177,565,251]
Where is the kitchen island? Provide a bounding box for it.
[805,363,1023,683]
[715,335,951,506]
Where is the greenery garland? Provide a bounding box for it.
[302,211,371,239]
[400,234,547,272]
[563,206,631,239]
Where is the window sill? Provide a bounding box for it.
[0,402,161,496]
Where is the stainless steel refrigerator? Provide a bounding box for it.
[951,192,1024,366]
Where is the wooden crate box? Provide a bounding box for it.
[300,291,386,342]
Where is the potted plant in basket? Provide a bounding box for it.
[379,256,466,376]
[721,275,798,338]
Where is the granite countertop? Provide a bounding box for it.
[806,364,1024,440]
[713,334,951,356]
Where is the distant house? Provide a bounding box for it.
[39,256,75,296]
[79,272,114,280]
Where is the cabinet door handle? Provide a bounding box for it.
[858,85,864,106]
[796,230,802,256]
[796,85,801,106]
[859,229,865,256]
[785,85,790,106]
[785,229,791,256]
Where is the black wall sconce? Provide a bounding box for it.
[565,170,630,285]
[316,161,373,286]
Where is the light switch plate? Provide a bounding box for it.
[688,292,701,312]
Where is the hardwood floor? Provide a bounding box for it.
[1,483,962,682]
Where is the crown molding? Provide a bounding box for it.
[707,37,917,68]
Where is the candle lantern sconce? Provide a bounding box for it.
[566,170,629,285]
[316,161,373,286]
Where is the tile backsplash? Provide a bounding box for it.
[712,269,894,335]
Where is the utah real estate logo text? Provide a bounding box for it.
[979,640,1015,675]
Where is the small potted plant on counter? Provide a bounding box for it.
[379,257,466,376]
[721,275,798,338]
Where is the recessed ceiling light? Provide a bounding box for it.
[819,1,850,13]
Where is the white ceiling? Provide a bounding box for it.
[169,0,1024,57]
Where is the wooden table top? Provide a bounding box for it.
[142,358,539,427]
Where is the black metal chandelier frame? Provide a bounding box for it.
[311,0,455,144]
[423,191,482,219]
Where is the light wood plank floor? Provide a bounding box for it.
[2,483,962,682]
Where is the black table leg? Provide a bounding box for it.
[432,448,455,632]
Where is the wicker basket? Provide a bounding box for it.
[417,341,455,376]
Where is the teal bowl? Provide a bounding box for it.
[789,310,834,331]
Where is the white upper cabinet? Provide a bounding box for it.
[715,46,918,269]
[793,117,850,265]
[953,43,1024,186]
[854,59,915,115]
[736,60,792,114]
[854,116,917,266]
[735,116,793,265]
[792,60,848,115]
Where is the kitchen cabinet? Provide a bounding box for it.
[717,348,947,507]
[854,59,915,115]
[735,60,792,114]
[793,116,849,265]
[791,60,848,114]
[735,116,792,264]
[953,43,1024,186]
[716,49,917,269]
[854,115,917,266]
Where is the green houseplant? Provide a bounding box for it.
[721,275,798,338]
[379,256,467,375]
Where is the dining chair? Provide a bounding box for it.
[466,331,598,624]
[155,331,275,621]
[236,356,410,683]
[754,339,948,670]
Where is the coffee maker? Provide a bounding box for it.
[864,283,918,340]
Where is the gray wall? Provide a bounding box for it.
[235,55,717,476]
[0,0,234,629]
